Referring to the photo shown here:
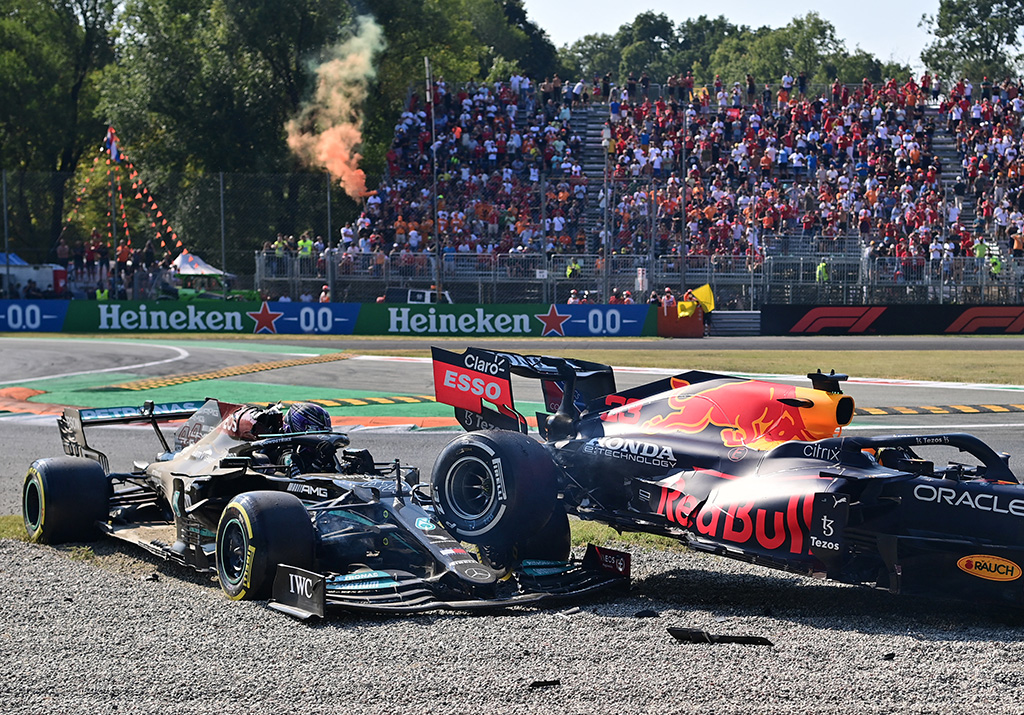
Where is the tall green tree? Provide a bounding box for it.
[0,0,114,260]
[494,0,561,79]
[559,13,743,85]
[921,0,1024,79]
[675,14,739,80]
[97,0,361,262]
[560,33,620,81]
[102,0,351,173]
[0,0,113,172]
[616,11,677,81]
[707,13,910,88]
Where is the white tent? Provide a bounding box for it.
[172,251,231,276]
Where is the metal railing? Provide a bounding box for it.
[256,250,1023,309]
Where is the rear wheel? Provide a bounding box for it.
[216,491,315,601]
[431,430,560,547]
[23,457,109,544]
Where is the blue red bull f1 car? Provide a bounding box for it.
[22,399,628,618]
[430,347,1024,606]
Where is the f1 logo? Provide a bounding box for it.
[945,307,1024,333]
[789,307,886,334]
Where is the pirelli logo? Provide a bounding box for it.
[789,307,887,334]
[945,307,1024,334]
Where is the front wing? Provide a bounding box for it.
[269,544,631,619]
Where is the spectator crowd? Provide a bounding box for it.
[297,67,1024,287]
[24,70,1024,303]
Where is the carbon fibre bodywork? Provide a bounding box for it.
[431,347,1024,606]
[26,399,628,618]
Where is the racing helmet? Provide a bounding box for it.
[284,402,332,433]
[227,404,283,441]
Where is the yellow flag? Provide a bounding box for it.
[691,284,715,313]
[677,301,698,318]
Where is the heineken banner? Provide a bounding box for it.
[0,300,657,337]
[353,303,655,337]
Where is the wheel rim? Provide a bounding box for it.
[446,455,498,521]
[220,518,248,586]
[23,478,42,533]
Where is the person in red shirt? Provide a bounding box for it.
[85,234,100,282]
[115,239,131,280]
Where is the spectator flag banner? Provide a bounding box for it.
[104,127,120,163]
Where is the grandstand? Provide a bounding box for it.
[254,74,1024,313]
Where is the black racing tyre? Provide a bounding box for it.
[23,457,109,544]
[480,508,571,571]
[430,430,559,546]
[215,491,316,601]
[517,508,571,562]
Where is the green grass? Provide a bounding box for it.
[0,515,27,541]
[68,545,95,560]
[570,519,684,551]
[9,334,1024,384]
[365,348,1024,385]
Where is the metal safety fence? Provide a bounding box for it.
[7,167,1023,308]
[256,251,1024,309]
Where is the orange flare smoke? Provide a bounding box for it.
[286,15,385,200]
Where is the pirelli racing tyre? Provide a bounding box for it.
[216,491,315,601]
[480,508,571,571]
[431,430,559,547]
[23,457,109,544]
[517,508,571,561]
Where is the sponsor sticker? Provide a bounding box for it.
[957,555,1022,582]
[431,347,517,417]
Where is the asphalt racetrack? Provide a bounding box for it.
[4,335,1024,714]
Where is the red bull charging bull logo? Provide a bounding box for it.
[641,379,840,450]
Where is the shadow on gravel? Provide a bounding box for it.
[56,537,1024,638]
[631,565,1024,639]
[71,539,220,589]
[73,538,629,628]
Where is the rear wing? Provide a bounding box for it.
[58,399,224,471]
[431,347,617,438]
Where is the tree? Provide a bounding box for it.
[786,13,844,80]
[220,0,353,113]
[495,0,561,79]
[616,11,677,81]
[0,0,114,262]
[676,15,740,82]
[484,55,522,84]
[560,33,620,81]
[826,49,911,86]
[97,0,365,263]
[100,0,303,173]
[921,0,1024,80]
[706,13,910,88]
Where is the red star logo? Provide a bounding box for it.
[534,304,571,336]
[247,301,284,334]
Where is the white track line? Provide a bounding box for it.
[0,342,190,386]
[845,421,1024,431]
